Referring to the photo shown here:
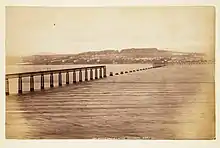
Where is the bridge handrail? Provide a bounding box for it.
[6,65,106,79]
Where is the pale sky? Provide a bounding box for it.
[5,6,215,56]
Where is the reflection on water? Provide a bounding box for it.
[6,64,215,139]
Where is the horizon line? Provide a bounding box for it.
[6,48,205,57]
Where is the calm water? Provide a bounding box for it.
[6,64,215,139]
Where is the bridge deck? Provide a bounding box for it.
[6,65,215,139]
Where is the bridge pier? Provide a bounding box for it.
[5,78,9,95]
[95,68,98,79]
[59,72,62,86]
[66,72,69,84]
[18,76,22,94]
[50,73,54,88]
[90,69,93,80]
[73,70,76,83]
[104,66,107,77]
[41,74,44,90]
[30,75,34,92]
[110,72,113,76]
[85,68,88,81]
[79,69,82,82]
[100,67,102,78]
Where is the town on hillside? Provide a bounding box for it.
[7,48,214,65]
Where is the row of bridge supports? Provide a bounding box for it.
[6,66,107,95]
[109,67,154,76]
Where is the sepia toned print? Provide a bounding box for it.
[5,6,215,139]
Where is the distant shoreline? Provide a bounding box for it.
[7,63,151,66]
[6,62,214,66]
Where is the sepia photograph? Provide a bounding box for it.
[5,6,215,140]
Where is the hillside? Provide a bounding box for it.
[18,48,208,65]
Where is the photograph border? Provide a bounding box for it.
[0,0,219,148]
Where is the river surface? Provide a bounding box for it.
[5,64,215,139]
